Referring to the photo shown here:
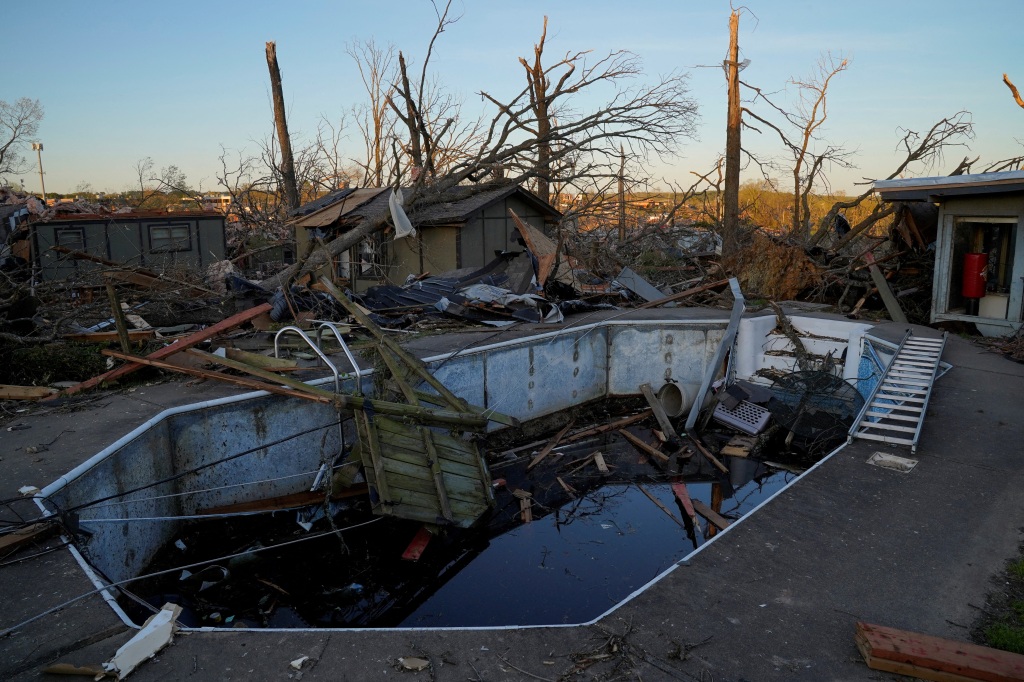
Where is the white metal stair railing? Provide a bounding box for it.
[848,331,947,454]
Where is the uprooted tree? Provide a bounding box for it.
[257,6,699,289]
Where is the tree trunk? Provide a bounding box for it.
[722,11,741,260]
[398,52,424,173]
[618,145,626,241]
[266,42,300,210]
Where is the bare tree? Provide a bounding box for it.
[347,39,397,186]
[266,42,300,210]
[0,98,44,179]
[1004,73,1024,110]
[741,53,852,241]
[258,14,699,289]
[810,110,975,249]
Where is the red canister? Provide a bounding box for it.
[962,252,988,298]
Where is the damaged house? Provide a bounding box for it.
[291,184,562,291]
[20,211,227,282]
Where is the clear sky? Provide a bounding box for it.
[4,0,1022,195]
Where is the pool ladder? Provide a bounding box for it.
[273,321,365,395]
[848,331,947,454]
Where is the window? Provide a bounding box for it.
[55,227,85,252]
[149,223,191,252]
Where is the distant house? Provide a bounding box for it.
[290,184,563,291]
[27,211,227,281]
[874,170,1024,337]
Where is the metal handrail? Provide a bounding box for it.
[273,326,341,395]
[315,321,365,395]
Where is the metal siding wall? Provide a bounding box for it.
[460,217,483,268]
[197,218,227,264]
[422,227,458,274]
[108,222,144,266]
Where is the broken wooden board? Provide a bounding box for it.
[57,302,272,397]
[720,435,756,458]
[0,385,58,400]
[855,621,1024,682]
[196,485,368,515]
[670,482,697,521]
[224,347,298,371]
[402,526,434,561]
[356,415,494,528]
[637,485,686,529]
[618,429,670,463]
[61,330,156,343]
[691,499,731,531]
[507,208,572,287]
[527,421,574,471]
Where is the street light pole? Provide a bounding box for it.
[31,142,46,203]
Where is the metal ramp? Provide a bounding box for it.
[849,331,947,454]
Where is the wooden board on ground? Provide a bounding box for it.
[62,330,157,343]
[0,385,58,400]
[855,621,1024,682]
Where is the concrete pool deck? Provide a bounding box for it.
[1,312,1022,680]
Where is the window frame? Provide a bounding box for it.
[148,222,192,253]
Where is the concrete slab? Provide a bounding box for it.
[1,314,1022,680]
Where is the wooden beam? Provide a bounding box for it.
[691,498,731,531]
[637,279,729,310]
[636,484,687,529]
[0,385,58,400]
[593,451,609,473]
[104,281,132,354]
[319,277,470,412]
[224,348,298,371]
[856,621,1024,681]
[618,429,670,462]
[55,302,273,397]
[639,383,679,441]
[564,410,653,443]
[356,411,393,515]
[62,330,156,343]
[527,421,575,471]
[197,485,369,515]
[864,252,908,324]
[670,482,697,521]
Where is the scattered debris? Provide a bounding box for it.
[866,451,918,473]
[103,603,182,679]
[397,656,430,672]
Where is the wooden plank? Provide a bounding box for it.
[619,429,670,462]
[519,496,533,523]
[373,416,479,455]
[196,485,369,515]
[688,434,731,475]
[527,421,575,471]
[62,329,157,343]
[104,281,132,354]
[421,427,454,523]
[864,252,908,323]
[379,348,421,404]
[0,385,58,400]
[180,349,487,429]
[637,278,730,309]
[56,303,273,397]
[639,383,679,441]
[720,435,755,458]
[563,410,654,443]
[855,621,1024,682]
[101,351,335,404]
[224,347,298,371]
[402,526,433,561]
[0,522,58,555]
[636,485,687,529]
[691,498,731,531]
[356,411,393,515]
[671,482,697,520]
[413,390,519,427]
[593,451,609,473]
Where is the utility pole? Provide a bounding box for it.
[265,42,300,210]
[32,142,46,203]
[722,10,741,261]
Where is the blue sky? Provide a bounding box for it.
[4,0,1022,195]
